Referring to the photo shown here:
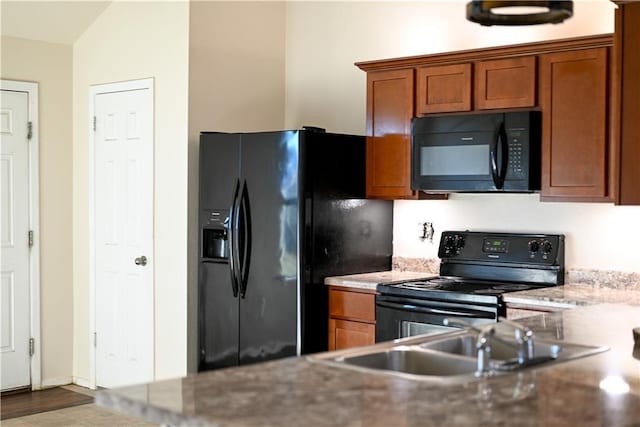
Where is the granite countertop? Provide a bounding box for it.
[324,270,437,291]
[97,303,640,426]
[504,282,640,309]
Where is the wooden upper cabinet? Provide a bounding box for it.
[475,57,536,110]
[416,63,472,114]
[539,48,610,201]
[357,34,613,202]
[366,69,416,199]
[614,1,640,205]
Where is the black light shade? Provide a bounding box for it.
[467,1,573,26]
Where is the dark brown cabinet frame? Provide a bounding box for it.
[357,34,623,203]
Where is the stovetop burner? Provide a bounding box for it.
[394,278,457,291]
[381,277,539,300]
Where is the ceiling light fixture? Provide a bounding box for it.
[467,1,573,26]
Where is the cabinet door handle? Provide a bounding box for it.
[134,256,148,266]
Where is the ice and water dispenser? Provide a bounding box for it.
[201,209,229,261]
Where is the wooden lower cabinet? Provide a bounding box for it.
[328,319,375,351]
[328,286,376,351]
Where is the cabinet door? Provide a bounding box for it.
[328,319,375,351]
[475,57,536,110]
[416,63,472,114]
[329,288,375,322]
[539,48,609,201]
[615,2,640,205]
[366,69,416,199]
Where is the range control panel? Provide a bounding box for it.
[439,231,565,266]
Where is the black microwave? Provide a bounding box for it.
[411,110,541,192]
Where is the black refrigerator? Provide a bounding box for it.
[198,128,393,371]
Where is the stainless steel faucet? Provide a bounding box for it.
[498,317,535,364]
[443,318,496,375]
[443,317,537,374]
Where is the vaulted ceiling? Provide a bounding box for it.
[1,1,111,45]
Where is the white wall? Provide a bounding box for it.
[1,36,74,386]
[73,1,190,383]
[187,1,286,373]
[394,195,640,273]
[285,1,640,273]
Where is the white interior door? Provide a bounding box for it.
[0,89,31,391]
[94,85,154,388]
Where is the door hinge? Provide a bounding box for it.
[28,230,34,248]
[27,121,33,140]
[93,116,96,132]
[29,338,35,357]
[93,332,97,348]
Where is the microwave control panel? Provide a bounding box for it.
[506,129,527,179]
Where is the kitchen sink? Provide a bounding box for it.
[419,333,561,362]
[309,330,608,382]
[418,332,605,371]
[336,346,478,376]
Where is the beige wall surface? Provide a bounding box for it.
[72,1,190,383]
[187,1,286,372]
[285,0,615,134]
[1,36,74,386]
[285,1,640,273]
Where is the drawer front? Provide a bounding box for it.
[329,289,375,322]
[329,319,376,351]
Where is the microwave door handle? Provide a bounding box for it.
[490,123,508,190]
[498,122,509,184]
[490,129,500,189]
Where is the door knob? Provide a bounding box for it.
[134,256,148,266]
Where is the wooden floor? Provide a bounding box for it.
[0,387,93,420]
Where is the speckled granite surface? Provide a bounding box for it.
[504,283,640,309]
[567,268,640,288]
[324,270,436,291]
[392,257,440,273]
[97,304,640,426]
[505,268,640,309]
[327,260,640,309]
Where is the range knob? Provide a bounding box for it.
[442,234,464,255]
[442,235,455,254]
[528,240,540,253]
[541,240,553,253]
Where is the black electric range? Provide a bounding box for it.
[375,231,565,342]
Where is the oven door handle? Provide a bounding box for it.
[376,301,495,319]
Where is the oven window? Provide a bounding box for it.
[400,321,460,339]
[420,145,490,176]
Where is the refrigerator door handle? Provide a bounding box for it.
[228,179,241,298]
[239,180,252,298]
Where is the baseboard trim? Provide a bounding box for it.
[40,377,73,389]
[73,376,94,390]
